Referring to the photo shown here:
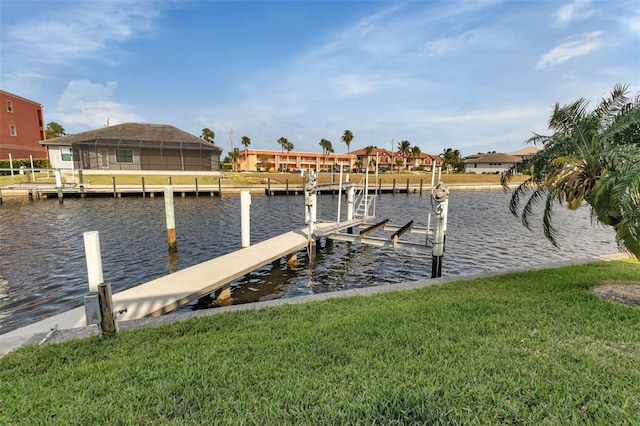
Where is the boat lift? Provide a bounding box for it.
[302,161,449,278]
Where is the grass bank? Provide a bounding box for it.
[2,261,639,424]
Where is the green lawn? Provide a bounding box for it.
[1,261,639,424]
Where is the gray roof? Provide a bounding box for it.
[40,122,222,153]
[463,153,521,163]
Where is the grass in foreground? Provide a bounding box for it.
[1,261,639,424]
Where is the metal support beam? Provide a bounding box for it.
[359,219,389,239]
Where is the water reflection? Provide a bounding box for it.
[0,191,620,334]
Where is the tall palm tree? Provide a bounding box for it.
[319,139,332,171]
[342,130,354,155]
[277,137,289,171]
[502,83,640,257]
[398,140,411,172]
[241,136,251,170]
[284,140,294,171]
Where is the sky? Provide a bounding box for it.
[1,0,639,157]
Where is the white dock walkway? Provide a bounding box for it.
[1,231,308,340]
[1,219,364,347]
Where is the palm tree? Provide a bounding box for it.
[440,148,461,172]
[319,139,333,171]
[411,146,421,171]
[228,148,240,172]
[284,140,294,171]
[398,140,411,172]
[364,145,374,171]
[341,130,354,156]
[241,136,251,170]
[258,153,271,172]
[45,122,66,139]
[502,83,640,257]
[200,128,215,143]
[277,137,289,171]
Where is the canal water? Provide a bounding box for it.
[0,190,619,335]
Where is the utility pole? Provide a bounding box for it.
[229,128,235,172]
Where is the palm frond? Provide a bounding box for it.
[520,185,548,231]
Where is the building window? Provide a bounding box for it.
[116,149,133,163]
[99,150,109,167]
[60,147,73,161]
[7,101,13,112]
[10,125,17,136]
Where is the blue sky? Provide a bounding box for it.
[1,0,638,157]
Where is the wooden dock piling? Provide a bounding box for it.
[164,186,177,251]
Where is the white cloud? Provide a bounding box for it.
[536,31,604,70]
[332,74,382,96]
[53,80,144,130]
[621,14,640,37]
[3,1,158,70]
[553,0,594,27]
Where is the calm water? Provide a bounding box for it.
[0,191,619,335]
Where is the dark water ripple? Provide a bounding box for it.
[0,191,619,334]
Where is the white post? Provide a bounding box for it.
[241,191,251,248]
[29,154,35,182]
[83,231,104,293]
[164,186,177,250]
[9,153,14,184]
[364,160,369,218]
[347,185,355,221]
[54,169,62,187]
[336,163,343,225]
[54,169,63,203]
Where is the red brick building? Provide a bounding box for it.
[0,90,47,160]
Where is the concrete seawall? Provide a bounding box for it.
[0,253,628,357]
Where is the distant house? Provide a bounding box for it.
[0,90,47,160]
[41,123,222,172]
[350,147,441,171]
[507,146,540,161]
[463,153,521,174]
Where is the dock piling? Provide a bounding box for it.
[195,178,199,197]
[112,176,117,198]
[98,283,118,335]
[164,186,177,251]
[83,231,104,293]
[54,169,63,204]
[141,177,146,198]
[241,191,251,248]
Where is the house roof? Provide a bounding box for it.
[507,146,540,157]
[463,153,521,163]
[40,122,222,152]
[350,147,392,156]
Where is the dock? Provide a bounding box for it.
[0,220,363,342]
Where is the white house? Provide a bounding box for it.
[463,153,521,174]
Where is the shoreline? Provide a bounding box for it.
[0,182,519,200]
[1,253,631,357]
